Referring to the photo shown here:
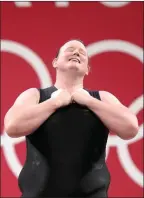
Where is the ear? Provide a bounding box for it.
[86,65,90,75]
[52,58,58,68]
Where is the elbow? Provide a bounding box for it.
[5,122,19,138]
[120,124,139,140]
[120,114,139,140]
[128,124,139,140]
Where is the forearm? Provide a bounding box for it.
[87,97,139,140]
[5,98,57,138]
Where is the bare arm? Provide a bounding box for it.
[87,91,139,140]
[4,88,57,138]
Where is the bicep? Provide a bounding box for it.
[99,91,138,116]
[99,91,124,106]
[13,88,40,106]
[4,88,40,123]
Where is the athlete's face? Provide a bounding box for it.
[53,40,89,75]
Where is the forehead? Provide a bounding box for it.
[61,40,86,51]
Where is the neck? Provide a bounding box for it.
[54,71,84,93]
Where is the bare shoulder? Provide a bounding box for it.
[4,88,40,126]
[14,88,40,106]
[99,91,122,105]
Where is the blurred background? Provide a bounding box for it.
[1,1,143,197]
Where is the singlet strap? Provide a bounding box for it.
[38,86,57,103]
[38,88,47,103]
[87,90,101,101]
[38,87,101,103]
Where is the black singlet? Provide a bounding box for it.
[18,86,111,197]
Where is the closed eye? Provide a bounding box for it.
[66,47,75,52]
[65,47,86,56]
[80,51,86,56]
[79,49,86,56]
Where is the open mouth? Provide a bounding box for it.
[69,58,80,63]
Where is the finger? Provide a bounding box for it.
[71,91,77,97]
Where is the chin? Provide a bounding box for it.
[68,64,79,70]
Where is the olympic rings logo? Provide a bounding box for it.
[14,2,131,8]
[1,39,143,188]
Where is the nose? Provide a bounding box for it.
[73,50,80,56]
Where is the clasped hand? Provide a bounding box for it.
[51,88,92,108]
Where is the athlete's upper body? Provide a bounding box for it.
[4,39,139,197]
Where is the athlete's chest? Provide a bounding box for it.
[44,103,100,130]
[41,104,101,147]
